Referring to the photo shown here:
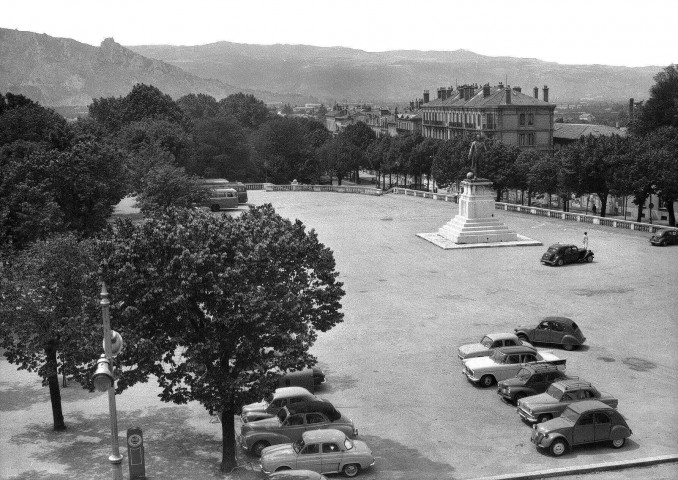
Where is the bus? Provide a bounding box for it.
[200,178,248,204]
[203,188,239,212]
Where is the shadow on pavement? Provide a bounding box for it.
[0,380,47,412]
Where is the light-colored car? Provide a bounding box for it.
[239,401,357,456]
[241,387,320,424]
[463,345,564,388]
[260,429,374,478]
[458,333,533,360]
[531,400,632,456]
[266,469,328,480]
[517,379,618,424]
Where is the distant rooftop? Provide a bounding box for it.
[553,123,626,140]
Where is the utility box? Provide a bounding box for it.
[127,427,146,479]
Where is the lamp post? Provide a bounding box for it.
[92,283,123,480]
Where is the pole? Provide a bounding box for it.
[100,283,123,480]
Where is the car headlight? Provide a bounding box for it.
[506,387,511,394]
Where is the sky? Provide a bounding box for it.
[3,0,676,68]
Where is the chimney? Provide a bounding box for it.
[505,86,512,104]
[437,87,444,99]
[629,98,634,122]
[513,86,521,93]
[447,86,454,99]
[410,101,414,110]
[423,90,429,103]
[483,83,491,97]
[543,85,549,103]
[533,86,539,98]
[498,82,504,89]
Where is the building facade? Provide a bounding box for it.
[420,83,556,153]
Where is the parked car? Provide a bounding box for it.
[531,400,632,456]
[514,317,586,351]
[650,229,678,246]
[266,469,328,480]
[458,332,533,360]
[517,379,618,424]
[541,244,593,266]
[241,387,321,424]
[238,401,357,456]
[260,429,374,478]
[462,346,564,388]
[278,367,326,393]
[497,362,570,405]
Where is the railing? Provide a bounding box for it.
[265,184,383,196]
[390,187,458,203]
[495,202,669,234]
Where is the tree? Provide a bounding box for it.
[482,139,521,201]
[631,65,678,135]
[340,122,376,183]
[643,127,678,226]
[0,93,70,148]
[97,205,345,471]
[134,163,209,215]
[177,93,220,119]
[218,93,272,130]
[515,150,543,205]
[526,152,560,208]
[0,234,100,430]
[281,104,294,115]
[431,136,470,189]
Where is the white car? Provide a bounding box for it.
[462,345,564,388]
[457,333,533,360]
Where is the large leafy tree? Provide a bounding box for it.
[482,139,521,201]
[643,127,678,226]
[0,234,101,431]
[218,92,272,130]
[631,65,678,135]
[96,205,344,471]
[0,93,70,148]
[431,135,470,189]
[339,122,376,182]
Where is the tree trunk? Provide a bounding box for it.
[527,189,532,207]
[636,200,644,223]
[45,341,66,431]
[220,405,237,472]
[663,197,676,226]
[355,168,360,185]
[596,192,609,218]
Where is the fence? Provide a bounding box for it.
[245,184,673,234]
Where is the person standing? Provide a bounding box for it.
[582,231,589,250]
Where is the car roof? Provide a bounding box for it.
[302,428,347,444]
[551,379,592,389]
[548,243,575,249]
[495,345,537,354]
[567,400,613,414]
[542,316,576,326]
[485,333,518,341]
[273,386,313,397]
[523,363,566,373]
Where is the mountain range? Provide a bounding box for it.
[0,27,662,109]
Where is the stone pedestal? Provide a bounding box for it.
[437,178,518,244]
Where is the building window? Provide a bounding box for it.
[519,113,526,126]
[528,133,535,145]
[528,113,534,126]
[519,133,525,145]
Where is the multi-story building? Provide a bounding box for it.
[420,83,556,153]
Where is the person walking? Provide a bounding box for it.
[582,231,589,250]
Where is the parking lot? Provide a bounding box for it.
[1,190,676,480]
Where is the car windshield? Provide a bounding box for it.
[560,407,579,422]
[293,438,305,454]
[344,437,354,450]
[491,350,507,363]
[547,247,559,253]
[276,409,288,423]
[546,384,564,400]
[516,368,531,381]
[480,336,493,348]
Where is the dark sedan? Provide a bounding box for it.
[650,229,678,246]
[515,317,586,351]
[541,244,593,266]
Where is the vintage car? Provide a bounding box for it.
[260,429,374,478]
[278,367,326,393]
[458,332,533,360]
[517,379,618,424]
[650,229,678,246]
[239,401,357,456]
[541,244,593,266]
[241,387,322,424]
[515,317,586,351]
[462,345,564,388]
[497,363,570,405]
[531,400,632,456]
[266,469,328,480]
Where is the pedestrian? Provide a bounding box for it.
[582,231,589,250]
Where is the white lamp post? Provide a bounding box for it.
[92,283,123,480]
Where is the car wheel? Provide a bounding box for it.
[586,255,593,263]
[563,343,574,351]
[252,440,270,457]
[556,258,564,266]
[611,438,626,449]
[343,463,360,477]
[537,414,553,423]
[480,375,495,388]
[210,204,220,212]
[550,438,567,456]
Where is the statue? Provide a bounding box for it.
[468,135,486,179]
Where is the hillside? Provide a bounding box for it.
[129,42,661,104]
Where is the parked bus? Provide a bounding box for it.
[203,188,239,212]
[200,178,248,204]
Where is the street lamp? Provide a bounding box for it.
[92,283,124,480]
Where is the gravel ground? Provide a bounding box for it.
[1,190,676,480]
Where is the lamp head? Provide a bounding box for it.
[92,355,113,392]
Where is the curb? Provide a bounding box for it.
[471,454,678,480]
